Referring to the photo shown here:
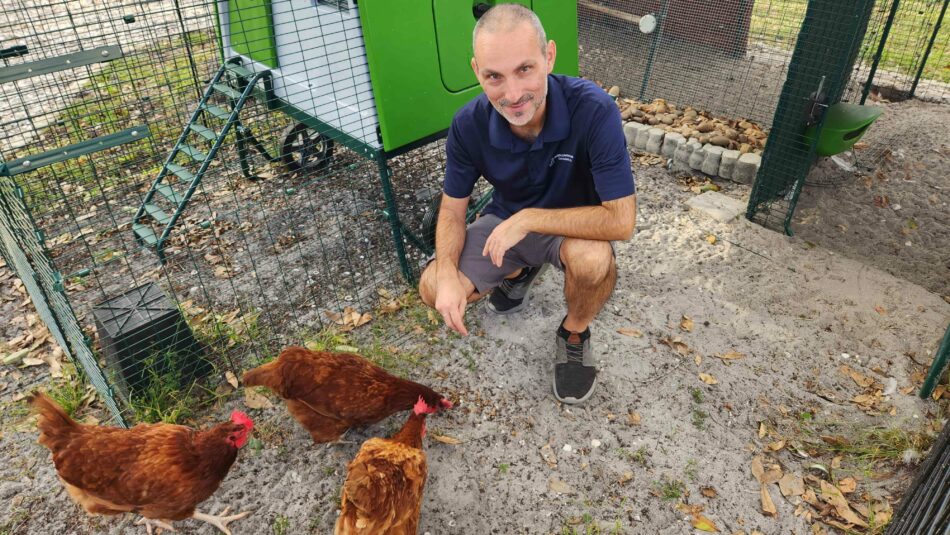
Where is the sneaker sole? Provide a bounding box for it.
[486,264,549,316]
[552,375,598,405]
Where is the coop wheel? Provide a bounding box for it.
[280,122,334,173]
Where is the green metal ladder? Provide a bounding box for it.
[132,62,271,262]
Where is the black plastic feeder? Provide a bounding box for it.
[92,282,210,399]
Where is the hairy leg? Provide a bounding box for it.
[560,239,616,332]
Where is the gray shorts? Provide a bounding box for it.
[458,214,564,294]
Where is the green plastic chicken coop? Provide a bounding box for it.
[133,0,579,281]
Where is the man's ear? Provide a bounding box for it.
[471,57,479,78]
[546,40,557,73]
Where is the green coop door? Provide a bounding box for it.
[227,0,278,68]
[433,0,534,92]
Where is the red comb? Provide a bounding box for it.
[413,396,431,415]
[230,410,254,430]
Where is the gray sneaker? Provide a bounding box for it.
[552,324,598,404]
[487,264,549,315]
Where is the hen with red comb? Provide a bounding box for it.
[242,346,452,443]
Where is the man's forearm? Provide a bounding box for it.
[517,196,636,241]
[434,210,467,276]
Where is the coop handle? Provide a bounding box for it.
[0,44,28,60]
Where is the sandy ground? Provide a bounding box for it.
[2,154,948,534]
[793,98,950,300]
[2,3,949,533]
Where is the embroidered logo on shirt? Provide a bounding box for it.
[549,153,574,167]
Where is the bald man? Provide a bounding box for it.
[419,4,636,405]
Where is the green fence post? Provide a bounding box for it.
[746,0,876,233]
[910,0,949,98]
[861,0,902,104]
[920,324,950,399]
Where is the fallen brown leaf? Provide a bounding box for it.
[837,477,857,494]
[717,350,745,361]
[548,477,573,494]
[779,474,805,497]
[701,486,718,498]
[680,315,694,332]
[691,514,720,532]
[819,480,867,527]
[761,485,777,517]
[617,327,643,337]
[244,389,274,410]
[627,411,642,426]
[431,434,462,445]
[225,371,239,389]
[699,373,718,385]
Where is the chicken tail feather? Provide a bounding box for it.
[27,391,80,447]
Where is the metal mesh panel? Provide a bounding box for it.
[0,177,125,424]
[577,0,807,128]
[0,0,455,424]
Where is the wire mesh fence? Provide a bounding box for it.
[0,0,464,424]
[2,0,948,424]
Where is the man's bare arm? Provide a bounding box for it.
[435,194,469,274]
[433,194,471,335]
[516,195,636,241]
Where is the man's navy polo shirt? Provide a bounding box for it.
[443,74,636,220]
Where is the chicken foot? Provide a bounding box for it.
[192,506,250,535]
[134,516,176,534]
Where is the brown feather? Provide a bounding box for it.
[242,346,448,443]
[28,391,247,521]
[334,413,428,535]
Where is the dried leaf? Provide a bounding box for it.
[691,514,720,532]
[699,373,718,385]
[837,477,857,494]
[431,434,462,445]
[705,234,717,245]
[617,327,643,337]
[819,480,867,527]
[2,348,31,366]
[659,336,690,356]
[680,315,694,332]
[760,485,777,517]
[244,389,274,410]
[548,477,573,494]
[840,365,875,388]
[540,444,558,468]
[701,486,718,498]
[225,371,239,389]
[627,411,642,426]
[751,456,765,483]
[21,357,45,367]
[874,305,887,315]
[762,465,784,485]
[767,440,786,452]
[694,354,703,366]
[778,474,805,497]
[758,421,767,438]
[718,350,745,361]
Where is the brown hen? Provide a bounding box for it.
[29,391,253,534]
[242,346,451,443]
[335,397,434,534]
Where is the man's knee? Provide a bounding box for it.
[561,239,614,282]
